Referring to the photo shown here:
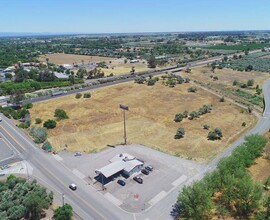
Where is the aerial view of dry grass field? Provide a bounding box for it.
[182,66,270,89]
[30,81,257,163]
[38,53,114,64]
[98,59,151,76]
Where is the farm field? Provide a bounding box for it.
[30,81,257,163]
[205,43,270,51]
[181,66,269,108]
[38,53,114,64]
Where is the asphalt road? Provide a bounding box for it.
[0,50,268,220]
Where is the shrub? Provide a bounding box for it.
[24,102,33,109]
[174,113,184,122]
[247,79,254,87]
[54,204,73,220]
[18,122,29,129]
[188,87,197,93]
[147,78,156,86]
[42,141,52,152]
[83,93,91,98]
[134,76,145,84]
[219,96,225,102]
[43,119,57,129]
[54,109,68,120]
[242,122,246,126]
[203,124,210,130]
[29,126,48,143]
[175,127,185,139]
[35,118,42,124]
[75,93,82,99]
[208,128,223,140]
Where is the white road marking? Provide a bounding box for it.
[104,192,123,206]
[172,175,188,187]
[148,191,167,206]
[52,154,63,161]
[72,169,86,179]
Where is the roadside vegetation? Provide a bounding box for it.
[0,175,54,220]
[174,134,269,220]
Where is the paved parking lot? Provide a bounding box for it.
[58,144,205,213]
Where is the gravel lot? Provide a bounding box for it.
[58,144,205,212]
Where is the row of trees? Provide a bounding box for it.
[176,134,269,219]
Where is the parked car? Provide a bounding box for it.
[117,179,126,186]
[69,183,77,191]
[141,169,149,175]
[133,176,143,184]
[1,165,10,170]
[0,117,2,122]
[145,165,153,172]
[74,152,82,156]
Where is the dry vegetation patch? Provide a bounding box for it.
[30,81,256,162]
[38,53,113,64]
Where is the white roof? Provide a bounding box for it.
[110,153,135,163]
[96,161,126,178]
[97,153,144,178]
[124,160,143,172]
[54,72,69,79]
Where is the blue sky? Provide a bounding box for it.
[1,0,270,33]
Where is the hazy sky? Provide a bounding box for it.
[1,0,270,33]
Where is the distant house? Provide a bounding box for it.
[95,153,144,185]
[54,72,69,79]
[130,59,139,63]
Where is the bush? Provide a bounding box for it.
[42,141,52,152]
[54,204,73,220]
[219,96,225,102]
[242,122,246,126]
[203,124,210,130]
[134,76,145,84]
[75,93,82,99]
[175,127,185,139]
[54,109,68,120]
[18,122,29,129]
[35,118,42,124]
[43,119,57,129]
[83,93,91,98]
[208,128,222,140]
[147,78,156,86]
[24,102,33,109]
[174,113,184,122]
[188,87,197,93]
[29,126,48,143]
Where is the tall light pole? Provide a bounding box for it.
[119,104,129,145]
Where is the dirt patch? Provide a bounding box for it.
[38,53,113,65]
[30,81,257,163]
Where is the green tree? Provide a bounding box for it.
[247,79,255,87]
[43,119,57,129]
[175,127,185,139]
[24,192,47,220]
[174,113,184,122]
[147,56,157,68]
[75,93,82,99]
[35,118,42,124]
[177,181,213,220]
[54,109,69,120]
[54,204,73,220]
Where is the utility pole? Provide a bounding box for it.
[119,104,129,145]
[62,193,65,206]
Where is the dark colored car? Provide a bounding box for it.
[133,176,143,184]
[145,165,153,172]
[117,179,126,186]
[69,183,77,191]
[141,169,149,175]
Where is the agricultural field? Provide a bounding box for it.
[205,43,270,51]
[38,53,114,64]
[30,81,256,163]
[229,51,270,72]
[181,66,269,108]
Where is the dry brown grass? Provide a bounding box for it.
[30,81,257,163]
[38,53,113,65]
[182,66,269,89]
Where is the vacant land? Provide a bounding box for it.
[98,59,151,76]
[30,81,256,162]
[182,66,269,108]
[38,53,114,64]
